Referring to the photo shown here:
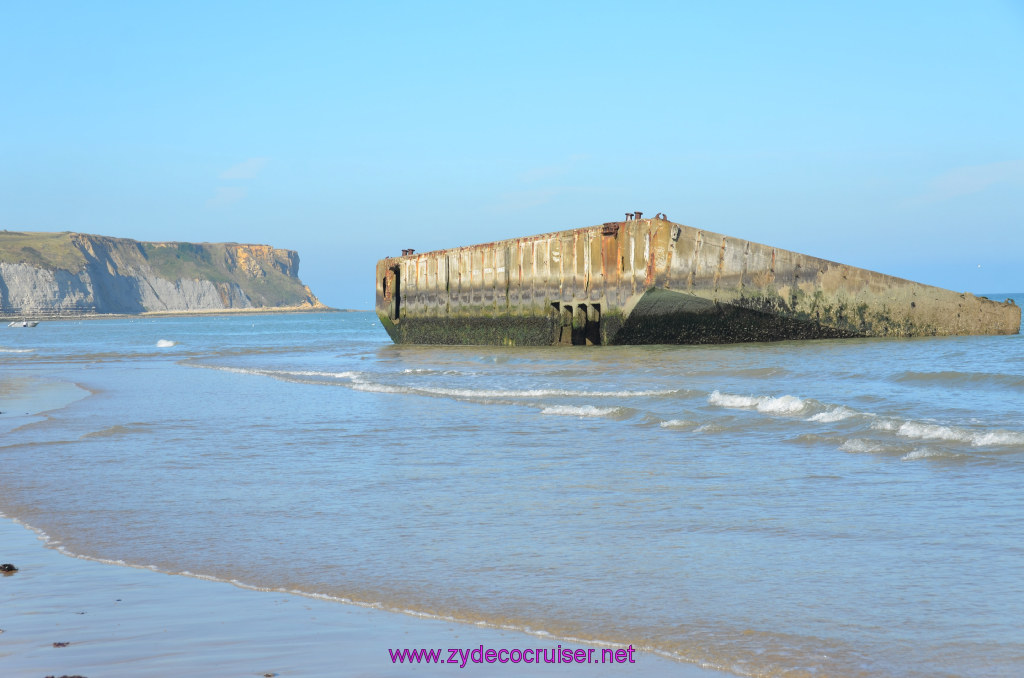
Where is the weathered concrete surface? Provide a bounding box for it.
[376,217,1020,346]
[0,231,325,315]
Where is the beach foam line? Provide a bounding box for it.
[0,346,36,353]
[871,419,1024,447]
[193,364,360,381]
[193,363,684,400]
[417,386,682,399]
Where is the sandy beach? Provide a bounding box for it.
[0,367,727,677]
[0,519,727,678]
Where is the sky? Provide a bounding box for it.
[2,1,1022,309]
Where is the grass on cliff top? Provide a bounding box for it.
[0,231,86,271]
[143,242,312,307]
[142,242,233,284]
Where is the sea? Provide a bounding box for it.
[2,305,1022,677]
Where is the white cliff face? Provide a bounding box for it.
[0,233,322,315]
[136,277,252,311]
[0,261,255,314]
[0,263,95,313]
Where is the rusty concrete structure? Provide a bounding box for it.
[375,215,1020,346]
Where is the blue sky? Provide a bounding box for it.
[2,1,1022,309]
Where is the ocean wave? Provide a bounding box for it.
[901,448,962,462]
[540,405,621,417]
[840,439,887,454]
[808,406,857,423]
[82,425,137,439]
[156,339,176,348]
[195,364,359,381]
[708,390,807,414]
[194,363,680,401]
[893,370,1024,390]
[871,419,1024,447]
[418,386,680,399]
[660,419,696,429]
[0,347,35,353]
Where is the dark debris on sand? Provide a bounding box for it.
[52,642,70,648]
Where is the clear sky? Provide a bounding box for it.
[2,1,1022,309]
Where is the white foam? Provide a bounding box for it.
[660,419,695,428]
[156,339,176,347]
[873,418,1024,447]
[0,347,35,353]
[901,448,958,461]
[350,382,410,394]
[280,369,359,380]
[540,405,620,417]
[972,431,1024,446]
[196,365,359,381]
[421,386,677,399]
[840,439,885,454]
[708,390,807,414]
[809,406,857,423]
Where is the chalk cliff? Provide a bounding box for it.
[0,231,325,315]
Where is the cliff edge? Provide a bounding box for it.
[0,231,326,315]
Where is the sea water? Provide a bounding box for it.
[1,310,1022,677]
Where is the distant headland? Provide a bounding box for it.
[0,230,328,317]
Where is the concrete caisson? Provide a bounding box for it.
[376,217,1020,346]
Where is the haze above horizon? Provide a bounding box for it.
[2,1,1022,309]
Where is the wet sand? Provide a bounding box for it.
[0,519,729,677]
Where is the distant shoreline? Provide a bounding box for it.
[2,306,369,321]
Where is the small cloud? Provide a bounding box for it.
[207,186,248,207]
[220,157,269,180]
[907,160,1024,206]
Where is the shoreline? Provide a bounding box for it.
[0,517,729,677]
[2,306,368,322]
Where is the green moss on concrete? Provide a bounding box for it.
[386,315,555,346]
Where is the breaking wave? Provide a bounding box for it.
[808,406,857,423]
[901,449,962,462]
[416,386,679,399]
[840,439,888,454]
[708,390,807,414]
[156,339,176,347]
[541,405,621,417]
[871,419,1024,447]
[194,363,679,401]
